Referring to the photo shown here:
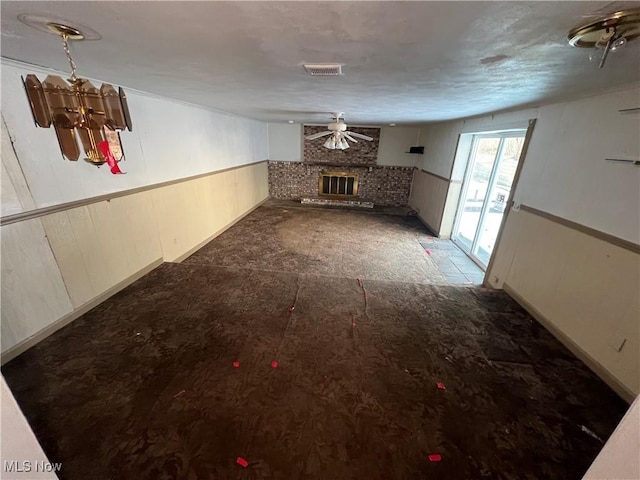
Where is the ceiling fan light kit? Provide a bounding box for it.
[19,16,132,173]
[568,7,640,68]
[305,113,374,150]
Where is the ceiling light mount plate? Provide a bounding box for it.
[17,14,101,40]
[46,22,84,40]
[568,8,640,47]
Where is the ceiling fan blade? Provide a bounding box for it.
[305,130,333,140]
[345,131,374,141]
[343,133,359,143]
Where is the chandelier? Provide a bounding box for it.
[22,22,132,173]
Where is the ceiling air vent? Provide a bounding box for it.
[303,64,343,76]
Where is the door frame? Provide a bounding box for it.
[451,128,529,270]
[483,119,537,283]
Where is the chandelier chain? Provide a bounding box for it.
[61,34,79,83]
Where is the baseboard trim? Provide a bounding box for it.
[413,210,440,238]
[171,196,271,263]
[1,258,163,365]
[503,282,636,404]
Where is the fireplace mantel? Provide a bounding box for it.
[302,161,415,170]
[303,161,378,168]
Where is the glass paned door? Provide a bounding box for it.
[452,133,525,269]
[451,137,500,253]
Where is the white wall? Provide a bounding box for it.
[268,123,302,161]
[1,376,59,479]
[410,84,640,398]
[266,122,419,166]
[377,127,420,166]
[1,59,268,210]
[517,94,639,244]
[0,60,269,475]
[1,59,270,358]
[416,110,535,179]
[415,86,640,243]
[416,123,463,178]
[493,208,639,399]
[583,396,640,480]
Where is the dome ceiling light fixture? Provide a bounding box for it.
[19,17,132,174]
[568,7,640,69]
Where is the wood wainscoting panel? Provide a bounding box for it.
[40,191,163,309]
[409,169,450,235]
[152,161,269,262]
[0,218,73,352]
[237,161,269,214]
[490,208,640,399]
[1,162,268,359]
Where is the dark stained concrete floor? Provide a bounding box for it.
[262,199,485,285]
[183,200,447,284]
[2,202,628,480]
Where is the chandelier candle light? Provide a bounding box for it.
[22,21,132,174]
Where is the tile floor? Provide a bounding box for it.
[418,236,486,285]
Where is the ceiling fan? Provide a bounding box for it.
[305,112,374,150]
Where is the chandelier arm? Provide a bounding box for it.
[61,34,79,82]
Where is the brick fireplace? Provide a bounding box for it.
[268,126,415,207]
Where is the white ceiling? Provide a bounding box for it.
[2,1,639,125]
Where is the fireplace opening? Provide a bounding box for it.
[319,172,359,197]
